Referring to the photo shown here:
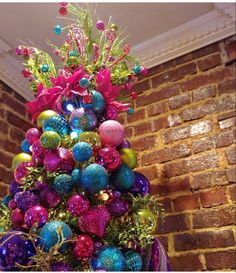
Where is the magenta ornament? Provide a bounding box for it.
[34,180,47,190]
[96,20,105,31]
[105,105,118,120]
[67,194,90,216]
[58,147,75,173]
[40,187,61,208]
[44,150,61,172]
[14,162,32,184]
[24,205,48,228]
[73,235,94,260]
[96,147,121,172]
[8,199,17,210]
[32,153,44,167]
[31,139,45,155]
[106,198,129,217]
[25,128,41,145]
[11,208,24,228]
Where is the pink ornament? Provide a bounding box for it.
[96,147,121,172]
[73,235,94,260]
[44,150,61,172]
[58,148,75,173]
[8,199,17,210]
[96,20,105,31]
[40,187,61,208]
[59,6,67,16]
[14,162,32,184]
[141,66,148,76]
[67,194,90,216]
[15,47,22,55]
[98,120,124,147]
[24,205,48,228]
[25,128,41,145]
[11,208,24,228]
[31,139,45,155]
[105,105,118,120]
[32,154,44,167]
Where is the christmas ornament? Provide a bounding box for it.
[99,120,124,147]
[52,174,73,195]
[82,90,105,115]
[42,115,69,136]
[61,99,77,115]
[10,180,22,195]
[8,199,17,210]
[133,64,141,75]
[90,246,125,271]
[21,139,31,153]
[14,191,40,213]
[59,6,67,16]
[96,20,105,31]
[122,249,142,271]
[67,194,90,216]
[117,139,131,149]
[69,108,97,131]
[78,131,101,152]
[51,262,71,271]
[31,139,45,155]
[14,161,32,184]
[39,221,72,252]
[106,198,129,217]
[73,235,94,260]
[96,147,121,172]
[58,147,75,173]
[119,148,137,169]
[78,206,111,238]
[44,150,61,172]
[12,153,32,170]
[32,153,44,167]
[105,105,118,120]
[79,77,89,87]
[141,66,148,76]
[41,64,49,73]
[127,107,134,115]
[72,142,92,162]
[40,186,61,208]
[131,171,150,196]
[40,131,61,150]
[110,164,135,192]
[11,208,24,228]
[37,110,57,128]
[1,195,12,207]
[71,168,81,188]
[134,209,157,233]
[54,25,63,35]
[24,205,48,228]
[25,128,41,144]
[81,164,109,194]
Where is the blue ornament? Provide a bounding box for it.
[21,139,31,153]
[71,168,81,188]
[39,221,72,252]
[122,249,142,271]
[52,174,73,195]
[81,90,105,115]
[133,64,141,75]
[41,64,49,73]
[61,100,78,115]
[1,195,12,207]
[69,108,97,131]
[79,77,89,88]
[90,246,125,271]
[69,50,78,57]
[42,116,69,136]
[72,142,92,162]
[54,24,63,35]
[127,107,135,115]
[81,164,108,194]
[110,164,135,192]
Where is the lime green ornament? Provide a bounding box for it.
[37,110,57,128]
[134,209,157,233]
[12,153,32,170]
[40,131,61,150]
[119,148,137,169]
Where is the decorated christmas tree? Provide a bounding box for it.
[0,3,171,271]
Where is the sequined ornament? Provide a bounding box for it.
[42,115,69,136]
[67,194,90,216]
[31,139,45,155]
[81,90,105,115]
[50,261,71,271]
[90,246,125,271]
[10,180,22,195]
[40,186,61,208]
[81,164,109,194]
[21,139,31,153]
[44,150,61,172]
[24,205,48,228]
[122,249,142,271]
[106,198,129,217]
[11,208,24,228]
[37,110,57,128]
[40,131,61,150]
[69,108,97,131]
[73,235,94,260]
[105,105,118,120]
[52,174,73,195]
[14,161,32,184]
[14,191,40,213]
[25,128,41,144]
[8,199,17,210]
[39,221,72,252]
[96,147,121,172]
[54,25,63,35]
[134,209,157,233]
[12,153,32,170]
[71,168,81,188]
[79,77,89,87]
[96,20,105,31]
[119,148,137,169]
[110,164,135,192]
[78,206,111,238]
[72,142,92,162]
[78,131,101,152]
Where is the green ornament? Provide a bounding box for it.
[37,110,57,128]
[40,131,61,150]
[133,209,157,233]
[12,153,32,170]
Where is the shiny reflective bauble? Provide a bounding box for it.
[21,139,31,153]
[131,171,150,196]
[67,194,90,216]
[12,153,32,170]
[119,148,137,169]
[42,115,68,136]
[78,131,101,152]
[71,168,81,188]
[24,205,48,228]
[54,24,63,35]
[82,90,105,115]
[52,174,73,195]
[40,131,61,150]
[73,235,94,260]
[117,139,131,149]
[133,64,141,75]
[96,147,121,172]
[39,221,72,252]
[79,77,89,87]
[96,20,105,31]
[61,99,77,115]
[25,128,41,144]
[134,209,157,233]
[69,108,97,131]
[122,249,142,271]
[14,162,32,184]
[72,142,92,162]
[37,110,57,128]
[41,64,49,73]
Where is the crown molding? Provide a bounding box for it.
[132,3,236,68]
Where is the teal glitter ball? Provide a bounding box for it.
[52,174,73,195]
[127,107,135,115]
[90,246,125,271]
[54,24,63,35]
[1,195,12,207]
[72,142,92,162]
[41,64,49,73]
[69,50,78,57]
[133,64,141,75]
[71,168,81,188]
[42,116,69,137]
[39,221,72,252]
[79,77,89,88]
[110,164,135,192]
[123,249,142,271]
[81,90,105,115]
[21,139,31,153]
[81,164,108,194]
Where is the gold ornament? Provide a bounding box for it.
[78,131,101,151]
[133,209,157,233]
[37,110,57,128]
[12,153,32,170]
[119,148,137,169]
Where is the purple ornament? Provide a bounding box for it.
[94,241,103,253]
[24,205,48,228]
[15,191,40,213]
[117,139,131,149]
[10,180,22,195]
[11,208,24,228]
[15,47,22,55]
[67,194,90,216]
[69,108,97,131]
[31,139,45,155]
[44,150,61,172]
[130,172,150,197]
[40,187,61,208]
[25,128,41,145]
[8,199,17,210]
[96,20,105,31]
[113,191,121,199]
[34,180,47,190]
[106,198,129,217]
[51,261,71,271]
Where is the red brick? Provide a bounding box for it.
[151,71,170,88]
[134,79,150,94]
[0,183,9,198]
[154,196,172,213]
[147,101,168,117]
[174,229,234,251]
[0,150,13,168]
[152,117,169,131]
[131,135,156,152]
[157,213,188,234]
[219,116,236,129]
[7,112,32,131]
[228,184,236,202]
[167,114,181,127]
[127,108,145,124]
[169,93,190,109]
[226,167,236,182]
[197,53,222,71]
[9,128,25,143]
[155,84,180,101]
[0,119,9,135]
[135,165,157,181]
[168,62,197,81]
[225,147,236,164]
[200,188,228,208]
[193,205,236,228]
[163,160,188,178]
[217,78,236,95]
[192,136,214,154]
[0,138,20,155]
[218,110,236,121]
[0,165,11,182]
[170,254,203,271]
[173,194,200,212]
[136,93,158,108]
[192,171,227,190]
[117,113,126,124]
[146,60,175,77]
[1,92,26,115]
[214,130,234,148]
[189,120,213,137]
[134,122,152,135]
[192,86,216,102]
[205,250,236,270]
[14,92,27,103]
[125,126,134,138]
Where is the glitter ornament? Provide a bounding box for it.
[1,195,12,207]
[98,120,124,147]
[134,209,157,233]
[40,186,61,208]
[96,147,121,172]
[41,64,49,73]
[90,246,125,271]
[122,249,142,271]
[72,142,92,162]
[81,164,109,194]
[39,221,72,252]
[31,139,45,155]
[96,20,105,31]
[140,66,148,76]
[11,208,24,228]
[79,77,89,87]
[71,168,81,188]
[15,47,22,55]
[131,91,137,99]
[12,153,32,170]
[58,147,75,173]
[78,131,101,152]
[59,6,67,16]
[69,108,97,131]
[43,115,69,136]
[131,171,150,196]
[106,198,129,217]
[119,148,137,169]
[14,161,32,184]
[44,150,61,172]
[21,139,31,153]
[37,110,57,128]
[78,206,111,238]
[10,180,22,195]
[82,90,105,115]
[67,194,90,216]
[15,191,40,213]
[127,107,134,115]
[105,105,118,120]
[25,128,41,145]
[24,205,48,228]
[82,94,92,104]
[69,50,79,57]
[110,164,135,192]
[52,174,73,195]
[40,131,61,150]
[8,199,17,210]
[54,24,63,35]
[133,64,141,75]
[51,262,71,271]
[73,235,94,260]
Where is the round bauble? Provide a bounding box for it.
[133,209,157,233]
[39,221,72,252]
[71,168,81,188]
[11,208,24,228]
[31,139,45,155]
[24,205,48,228]
[98,120,124,147]
[37,110,57,128]
[50,261,71,271]
[106,198,129,217]
[117,138,131,149]
[110,164,135,192]
[52,174,73,195]
[12,153,32,170]
[81,164,108,194]
[69,108,97,131]
[67,194,89,216]
[58,147,75,173]
[10,180,22,195]
[131,171,150,196]
[72,142,92,162]
[14,191,40,213]
[1,195,12,207]
[21,139,31,153]
[61,99,77,115]
[25,128,41,145]
[40,131,61,150]
[96,147,121,172]
[122,249,142,271]
[40,186,61,208]
[42,115,68,137]
[119,148,137,169]
[44,150,61,172]
[14,162,32,184]
[78,131,101,152]
[81,90,105,115]
[73,235,94,260]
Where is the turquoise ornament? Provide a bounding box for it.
[90,246,125,271]
[133,64,141,75]
[123,249,142,271]
[127,107,134,115]
[41,64,49,73]
[54,24,63,35]
[81,90,105,115]
[72,142,92,162]
[81,164,108,194]
[110,164,135,192]
[71,168,81,188]
[79,77,89,88]
[1,195,12,207]
[21,139,31,153]
[42,116,68,137]
[69,50,78,57]
[52,174,73,195]
[39,221,72,252]
[69,108,97,131]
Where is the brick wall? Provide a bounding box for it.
[0,36,235,271]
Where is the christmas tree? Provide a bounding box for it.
[0,3,171,271]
